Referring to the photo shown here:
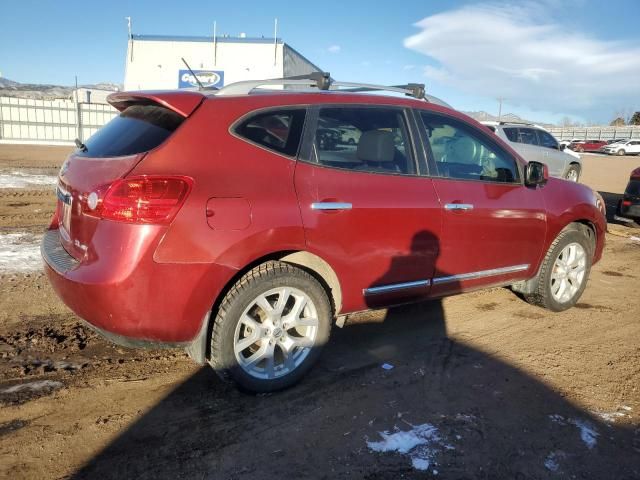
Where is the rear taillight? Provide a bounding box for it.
[622,200,632,207]
[85,176,193,224]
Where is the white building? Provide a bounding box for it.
[124,34,322,91]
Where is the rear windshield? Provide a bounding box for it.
[75,104,184,158]
[626,180,640,197]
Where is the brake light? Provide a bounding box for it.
[622,200,632,206]
[85,176,193,224]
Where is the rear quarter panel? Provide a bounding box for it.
[129,97,307,268]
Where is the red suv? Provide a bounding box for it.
[42,75,607,392]
[569,139,607,152]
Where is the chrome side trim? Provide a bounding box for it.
[311,202,352,211]
[433,264,529,285]
[444,203,474,211]
[364,279,430,296]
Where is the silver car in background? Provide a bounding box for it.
[482,121,582,182]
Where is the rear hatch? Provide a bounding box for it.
[56,91,204,260]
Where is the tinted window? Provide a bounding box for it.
[236,109,306,156]
[536,130,558,149]
[421,113,520,184]
[518,128,539,145]
[626,180,640,197]
[76,104,184,158]
[504,127,519,142]
[312,107,415,175]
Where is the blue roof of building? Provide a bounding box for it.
[131,34,283,44]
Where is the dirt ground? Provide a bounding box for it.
[0,145,638,479]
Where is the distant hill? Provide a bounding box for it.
[0,77,121,100]
[462,110,554,128]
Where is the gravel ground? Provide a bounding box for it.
[0,145,638,479]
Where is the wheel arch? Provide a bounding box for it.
[186,250,343,364]
[512,219,597,297]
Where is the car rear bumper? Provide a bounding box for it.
[42,228,236,344]
[619,203,640,220]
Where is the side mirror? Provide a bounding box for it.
[559,144,565,151]
[525,161,548,187]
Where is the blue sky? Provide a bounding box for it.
[1,0,639,124]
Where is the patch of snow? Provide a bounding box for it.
[1,380,63,394]
[0,232,43,273]
[549,414,566,425]
[0,171,57,189]
[549,415,599,449]
[595,411,628,423]
[544,451,565,472]
[621,405,632,411]
[572,419,598,449]
[367,422,448,473]
[544,454,559,472]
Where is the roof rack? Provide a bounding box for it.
[213,72,428,100]
[498,120,534,126]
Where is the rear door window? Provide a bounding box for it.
[235,109,306,156]
[518,128,539,145]
[503,128,519,142]
[311,107,416,175]
[536,130,559,149]
[76,104,184,158]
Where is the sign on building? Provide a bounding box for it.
[178,70,224,89]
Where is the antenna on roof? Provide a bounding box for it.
[181,57,204,90]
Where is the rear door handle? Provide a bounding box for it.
[444,203,474,211]
[311,202,352,211]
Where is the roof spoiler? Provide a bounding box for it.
[107,91,205,117]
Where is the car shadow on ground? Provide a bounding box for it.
[72,231,639,479]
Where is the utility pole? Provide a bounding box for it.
[497,97,505,121]
[273,18,278,67]
[213,21,217,66]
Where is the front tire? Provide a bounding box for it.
[617,149,626,156]
[209,261,331,392]
[524,226,593,312]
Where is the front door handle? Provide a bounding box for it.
[444,203,474,211]
[311,202,352,211]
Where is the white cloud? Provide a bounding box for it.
[327,45,341,53]
[404,2,640,120]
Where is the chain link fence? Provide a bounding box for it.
[0,96,118,145]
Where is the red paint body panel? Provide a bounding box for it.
[430,179,547,295]
[43,90,606,346]
[58,153,143,260]
[294,161,442,312]
[45,223,237,342]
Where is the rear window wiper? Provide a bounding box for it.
[75,138,87,152]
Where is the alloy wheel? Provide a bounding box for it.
[550,242,587,303]
[233,287,319,380]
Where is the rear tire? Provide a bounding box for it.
[209,261,331,393]
[524,226,593,312]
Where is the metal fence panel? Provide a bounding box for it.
[0,96,118,145]
[548,126,640,141]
